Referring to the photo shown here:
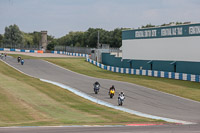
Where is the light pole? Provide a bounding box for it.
[97,30,100,48]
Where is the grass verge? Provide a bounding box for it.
[0,60,158,127]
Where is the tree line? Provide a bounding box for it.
[48,28,128,50]
[0,24,127,50]
[0,22,187,50]
[0,24,54,49]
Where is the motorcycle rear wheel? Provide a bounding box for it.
[110,95,113,98]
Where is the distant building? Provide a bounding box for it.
[102,23,200,75]
[41,31,47,51]
[120,22,200,74]
[122,23,200,62]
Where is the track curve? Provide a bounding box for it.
[3,57,200,124]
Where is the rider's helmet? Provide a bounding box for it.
[121,91,124,94]
[112,85,114,88]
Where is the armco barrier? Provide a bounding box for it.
[0,48,38,53]
[86,58,200,83]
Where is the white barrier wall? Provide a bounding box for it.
[122,23,200,62]
[122,36,200,62]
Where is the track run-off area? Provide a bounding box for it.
[1,53,200,133]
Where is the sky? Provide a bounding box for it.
[0,0,200,38]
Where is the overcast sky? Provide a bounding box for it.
[0,0,200,38]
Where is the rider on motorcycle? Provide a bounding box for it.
[93,81,100,92]
[109,85,115,91]
[118,91,125,97]
[108,85,115,97]
[21,59,24,65]
[118,91,125,105]
[17,56,21,63]
[93,81,100,88]
[121,91,124,96]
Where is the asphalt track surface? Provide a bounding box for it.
[1,56,200,133]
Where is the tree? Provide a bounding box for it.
[3,24,23,48]
[22,32,33,47]
[47,35,54,42]
[176,22,183,25]
[32,31,41,46]
[0,34,3,47]
[109,28,122,47]
[47,40,57,50]
[142,23,155,28]
[85,28,100,48]
[55,28,124,48]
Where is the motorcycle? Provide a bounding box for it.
[21,59,24,65]
[118,94,125,106]
[17,57,21,63]
[1,53,4,59]
[94,84,100,94]
[109,89,115,98]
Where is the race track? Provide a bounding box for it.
[1,56,200,132]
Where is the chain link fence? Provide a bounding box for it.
[54,45,121,55]
[55,46,93,54]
